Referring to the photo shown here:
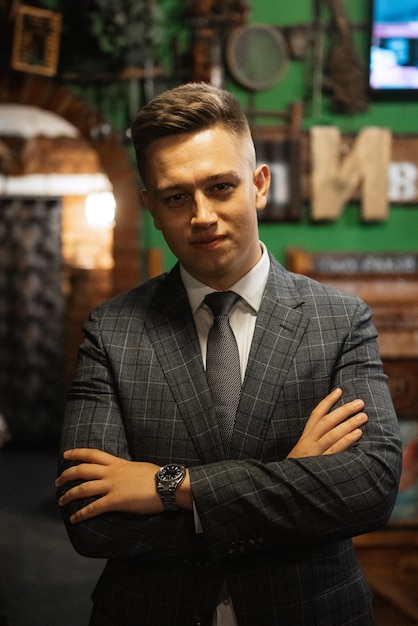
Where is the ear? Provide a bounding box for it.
[141,188,162,230]
[254,164,271,211]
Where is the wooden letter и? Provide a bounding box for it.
[310,126,392,221]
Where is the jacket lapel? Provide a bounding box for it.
[145,265,225,463]
[230,258,310,459]
[146,259,310,463]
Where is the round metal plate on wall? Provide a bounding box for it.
[226,23,289,91]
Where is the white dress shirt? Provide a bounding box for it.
[180,243,270,626]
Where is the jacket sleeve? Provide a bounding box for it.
[189,298,402,560]
[58,311,206,561]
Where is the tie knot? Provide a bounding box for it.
[204,291,240,317]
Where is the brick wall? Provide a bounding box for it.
[0,73,141,386]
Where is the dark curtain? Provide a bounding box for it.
[0,197,64,446]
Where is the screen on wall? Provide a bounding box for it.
[369,0,418,94]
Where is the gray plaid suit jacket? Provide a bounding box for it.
[59,255,402,626]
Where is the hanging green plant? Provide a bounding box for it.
[89,0,163,70]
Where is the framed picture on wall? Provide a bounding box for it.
[11,5,62,77]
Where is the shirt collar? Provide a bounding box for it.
[180,242,270,315]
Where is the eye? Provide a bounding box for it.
[170,193,184,202]
[212,182,234,194]
[165,192,188,207]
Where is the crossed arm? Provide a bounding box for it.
[55,387,368,524]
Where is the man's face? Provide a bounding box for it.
[142,126,270,290]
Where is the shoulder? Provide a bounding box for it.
[96,273,167,314]
[86,266,185,327]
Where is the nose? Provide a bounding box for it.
[190,193,217,228]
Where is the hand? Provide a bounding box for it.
[55,448,192,524]
[287,388,368,459]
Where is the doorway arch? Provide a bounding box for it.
[0,72,141,295]
[0,73,142,443]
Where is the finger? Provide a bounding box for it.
[63,448,116,464]
[55,462,106,487]
[309,388,343,423]
[314,399,366,439]
[320,412,368,453]
[58,477,109,506]
[323,427,364,455]
[69,496,109,524]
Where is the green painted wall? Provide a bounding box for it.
[143,0,418,271]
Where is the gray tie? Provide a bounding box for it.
[205,291,241,457]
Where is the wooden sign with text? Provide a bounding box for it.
[253,119,418,222]
[310,126,391,221]
[310,127,418,221]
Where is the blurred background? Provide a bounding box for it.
[0,1,417,624]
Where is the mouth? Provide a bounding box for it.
[191,235,225,249]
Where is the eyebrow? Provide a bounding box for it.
[154,171,241,196]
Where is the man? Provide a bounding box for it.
[56,83,402,626]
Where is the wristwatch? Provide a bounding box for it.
[155,463,186,512]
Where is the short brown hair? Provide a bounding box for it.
[131,82,251,183]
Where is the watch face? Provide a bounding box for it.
[158,464,183,481]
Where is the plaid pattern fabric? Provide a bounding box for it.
[59,256,402,626]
